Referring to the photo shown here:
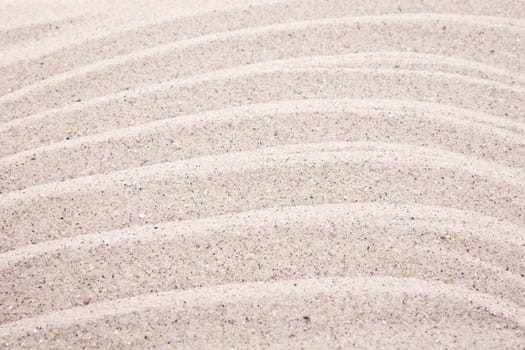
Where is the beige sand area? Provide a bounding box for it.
[0,0,524,348]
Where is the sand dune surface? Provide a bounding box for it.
[1,0,524,348]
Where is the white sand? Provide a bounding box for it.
[0,0,524,348]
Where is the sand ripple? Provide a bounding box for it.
[1,0,524,348]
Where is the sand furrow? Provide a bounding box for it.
[4,51,525,126]
[0,0,281,67]
[0,16,88,48]
[1,65,524,157]
[1,276,524,348]
[3,0,524,346]
[1,142,524,253]
[3,202,524,269]
[1,98,525,193]
[1,203,524,322]
[1,14,524,120]
[2,0,525,95]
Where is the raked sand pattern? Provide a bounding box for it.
[0,0,524,348]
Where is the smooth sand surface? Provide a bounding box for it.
[0,0,524,348]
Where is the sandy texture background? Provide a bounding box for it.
[0,0,524,348]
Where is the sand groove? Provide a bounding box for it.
[1,277,524,348]
[1,0,524,347]
[1,203,524,323]
[1,14,525,121]
[2,99,525,193]
[1,63,525,157]
[2,142,524,253]
[2,0,524,95]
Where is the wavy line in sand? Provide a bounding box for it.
[2,0,524,66]
[1,65,524,158]
[1,142,524,253]
[0,0,283,66]
[3,141,523,200]
[1,277,524,338]
[2,13,523,87]
[4,52,524,130]
[1,202,523,323]
[2,202,523,269]
[3,2,524,347]
[1,98,525,193]
[2,0,524,101]
[3,51,525,127]
[1,14,524,120]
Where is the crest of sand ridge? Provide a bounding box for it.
[0,0,524,348]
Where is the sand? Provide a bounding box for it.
[0,0,524,348]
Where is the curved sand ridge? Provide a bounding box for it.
[1,0,524,93]
[1,0,524,348]
[2,62,525,157]
[2,13,525,121]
